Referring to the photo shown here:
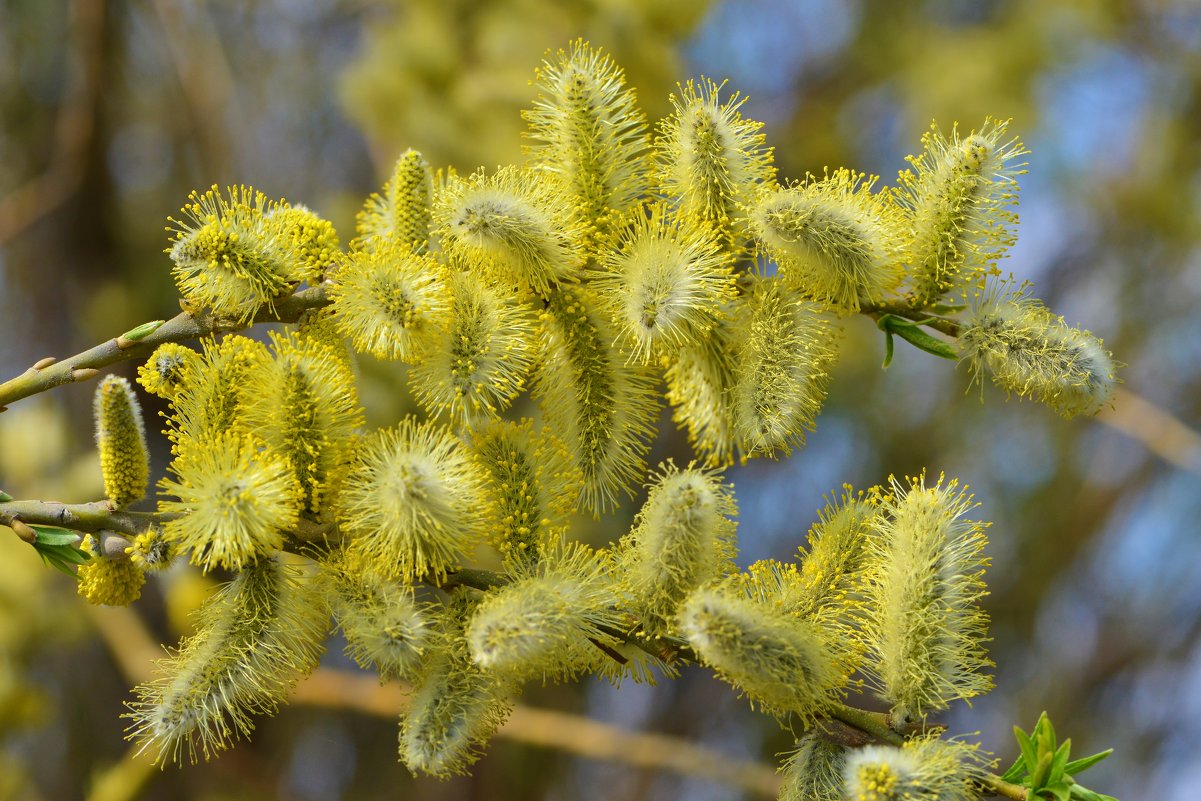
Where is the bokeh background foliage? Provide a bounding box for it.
[1,0,1200,799]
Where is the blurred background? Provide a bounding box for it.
[2,0,1200,799]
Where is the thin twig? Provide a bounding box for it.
[0,285,331,411]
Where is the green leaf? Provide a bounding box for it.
[882,329,895,368]
[1015,726,1038,778]
[30,525,82,546]
[1000,756,1028,784]
[120,319,166,342]
[1044,780,1074,801]
[1031,752,1054,790]
[1064,749,1113,776]
[1050,739,1072,783]
[931,302,966,314]
[879,315,958,360]
[38,549,82,579]
[0,489,12,502]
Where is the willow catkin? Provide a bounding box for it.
[355,148,433,253]
[94,375,149,508]
[779,732,848,801]
[126,558,328,765]
[842,737,983,801]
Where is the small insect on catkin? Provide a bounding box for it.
[355,148,433,253]
[339,418,489,583]
[94,375,149,508]
[677,584,842,721]
[137,342,196,401]
[620,463,737,636]
[750,169,904,311]
[167,185,301,322]
[861,475,992,723]
[779,732,848,801]
[595,204,735,363]
[896,118,1027,306]
[435,166,583,297]
[523,39,649,251]
[328,239,450,363]
[731,278,838,459]
[958,284,1117,418]
[159,434,300,573]
[843,737,982,801]
[654,77,774,247]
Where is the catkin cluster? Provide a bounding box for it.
[59,39,1118,799]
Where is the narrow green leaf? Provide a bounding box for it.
[30,525,82,545]
[1064,749,1112,776]
[1015,726,1038,777]
[1050,739,1072,782]
[0,489,12,502]
[882,316,958,360]
[1000,757,1027,784]
[1031,752,1054,790]
[39,550,81,579]
[882,329,895,368]
[120,319,166,342]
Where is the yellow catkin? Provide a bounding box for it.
[136,342,196,401]
[664,299,743,466]
[779,732,848,801]
[77,536,145,606]
[355,148,433,253]
[269,204,341,283]
[94,375,149,508]
[843,737,983,801]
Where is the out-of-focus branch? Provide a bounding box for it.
[0,0,108,245]
[1098,386,1201,476]
[0,285,331,411]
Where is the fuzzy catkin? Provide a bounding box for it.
[779,733,848,801]
[94,375,149,508]
[355,148,433,253]
[127,559,327,765]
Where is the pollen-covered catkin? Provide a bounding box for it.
[790,490,876,624]
[655,78,774,247]
[465,543,624,682]
[158,434,300,573]
[731,278,838,458]
[269,204,341,283]
[779,732,848,801]
[861,475,992,723]
[524,39,648,251]
[94,375,149,508]
[751,169,904,311]
[327,564,429,681]
[959,284,1117,417]
[167,335,266,447]
[677,584,842,721]
[435,166,582,297]
[595,204,735,363]
[664,302,742,465]
[400,595,515,778]
[842,737,982,801]
[167,185,300,322]
[619,463,737,636]
[242,331,364,519]
[77,535,145,606]
[339,418,489,583]
[896,118,1027,306]
[470,419,580,566]
[126,558,328,765]
[535,286,659,513]
[328,239,450,362]
[355,148,433,253]
[407,270,536,426]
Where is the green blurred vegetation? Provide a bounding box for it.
[1,1,1200,800]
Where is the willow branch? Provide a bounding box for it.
[0,285,331,411]
[859,300,963,337]
[0,498,163,537]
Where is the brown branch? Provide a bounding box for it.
[0,499,161,537]
[0,284,331,411]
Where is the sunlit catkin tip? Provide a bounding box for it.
[328,240,450,362]
[654,77,774,245]
[434,165,582,297]
[779,732,848,801]
[524,39,649,248]
[843,738,981,801]
[408,270,536,427]
[863,474,992,722]
[340,418,489,583]
[158,434,300,573]
[94,375,149,508]
[677,586,841,720]
[355,149,433,253]
[125,558,328,765]
[168,334,267,446]
[732,278,838,459]
[328,566,429,681]
[897,118,1028,305]
[791,489,877,621]
[595,204,735,363]
[751,170,904,311]
[958,285,1117,418]
[77,535,145,606]
[137,343,196,401]
[470,418,581,566]
[167,185,299,322]
[622,462,737,635]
